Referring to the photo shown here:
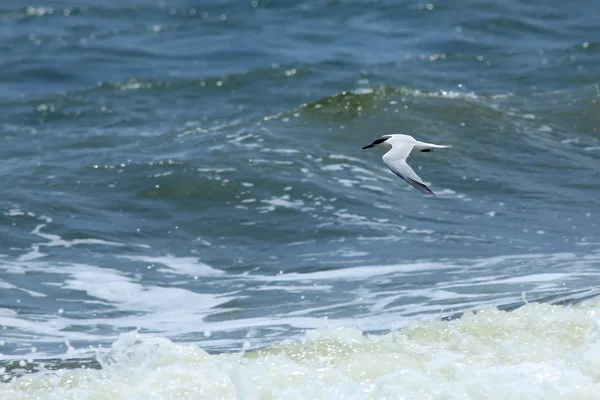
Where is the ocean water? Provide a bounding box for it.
[1,0,600,398]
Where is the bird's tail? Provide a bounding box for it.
[413,141,452,152]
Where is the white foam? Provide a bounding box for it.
[320,164,346,171]
[17,223,133,262]
[359,184,385,192]
[262,261,450,281]
[119,255,224,277]
[3,222,600,365]
[6,300,600,399]
[258,195,311,212]
[61,264,226,313]
[0,258,233,348]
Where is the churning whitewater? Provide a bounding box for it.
[4,299,600,399]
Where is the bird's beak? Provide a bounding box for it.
[361,144,374,150]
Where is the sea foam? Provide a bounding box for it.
[3,298,600,399]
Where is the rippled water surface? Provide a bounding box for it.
[1,0,600,397]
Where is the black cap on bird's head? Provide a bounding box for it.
[361,136,391,150]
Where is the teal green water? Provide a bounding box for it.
[0,0,599,364]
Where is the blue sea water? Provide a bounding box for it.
[1,0,600,397]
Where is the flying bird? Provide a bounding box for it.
[361,134,451,196]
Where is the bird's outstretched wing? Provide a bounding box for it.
[382,145,436,196]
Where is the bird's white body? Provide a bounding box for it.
[361,134,451,196]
